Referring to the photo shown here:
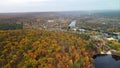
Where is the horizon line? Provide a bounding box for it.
[0,9,120,14]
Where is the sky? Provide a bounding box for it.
[0,0,120,13]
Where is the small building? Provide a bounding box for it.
[48,20,54,23]
[107,37,116,41]
[78,29,86,32]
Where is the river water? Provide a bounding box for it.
[93,54,120,68]
[68,20,76,27]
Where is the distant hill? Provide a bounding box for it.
[93,10,120,17]
[0,10,119,18]
[0,11,89,18]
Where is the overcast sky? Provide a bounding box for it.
[0,0,120,13]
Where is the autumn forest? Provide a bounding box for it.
[0,11,120,68]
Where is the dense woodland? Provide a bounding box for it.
[0,29,120,68]
[0,23,22,30]
[0,29,98,68]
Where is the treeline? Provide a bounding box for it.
[0,17,23,30]
[0,23,23,30]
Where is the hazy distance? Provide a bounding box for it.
[0,0,120,13]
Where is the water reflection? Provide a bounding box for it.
[68,20,76,27]
[93,54,120,68]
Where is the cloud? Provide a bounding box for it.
[0,0,53,6]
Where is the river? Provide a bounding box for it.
[68,20,76,27]
[93,54,120,68]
